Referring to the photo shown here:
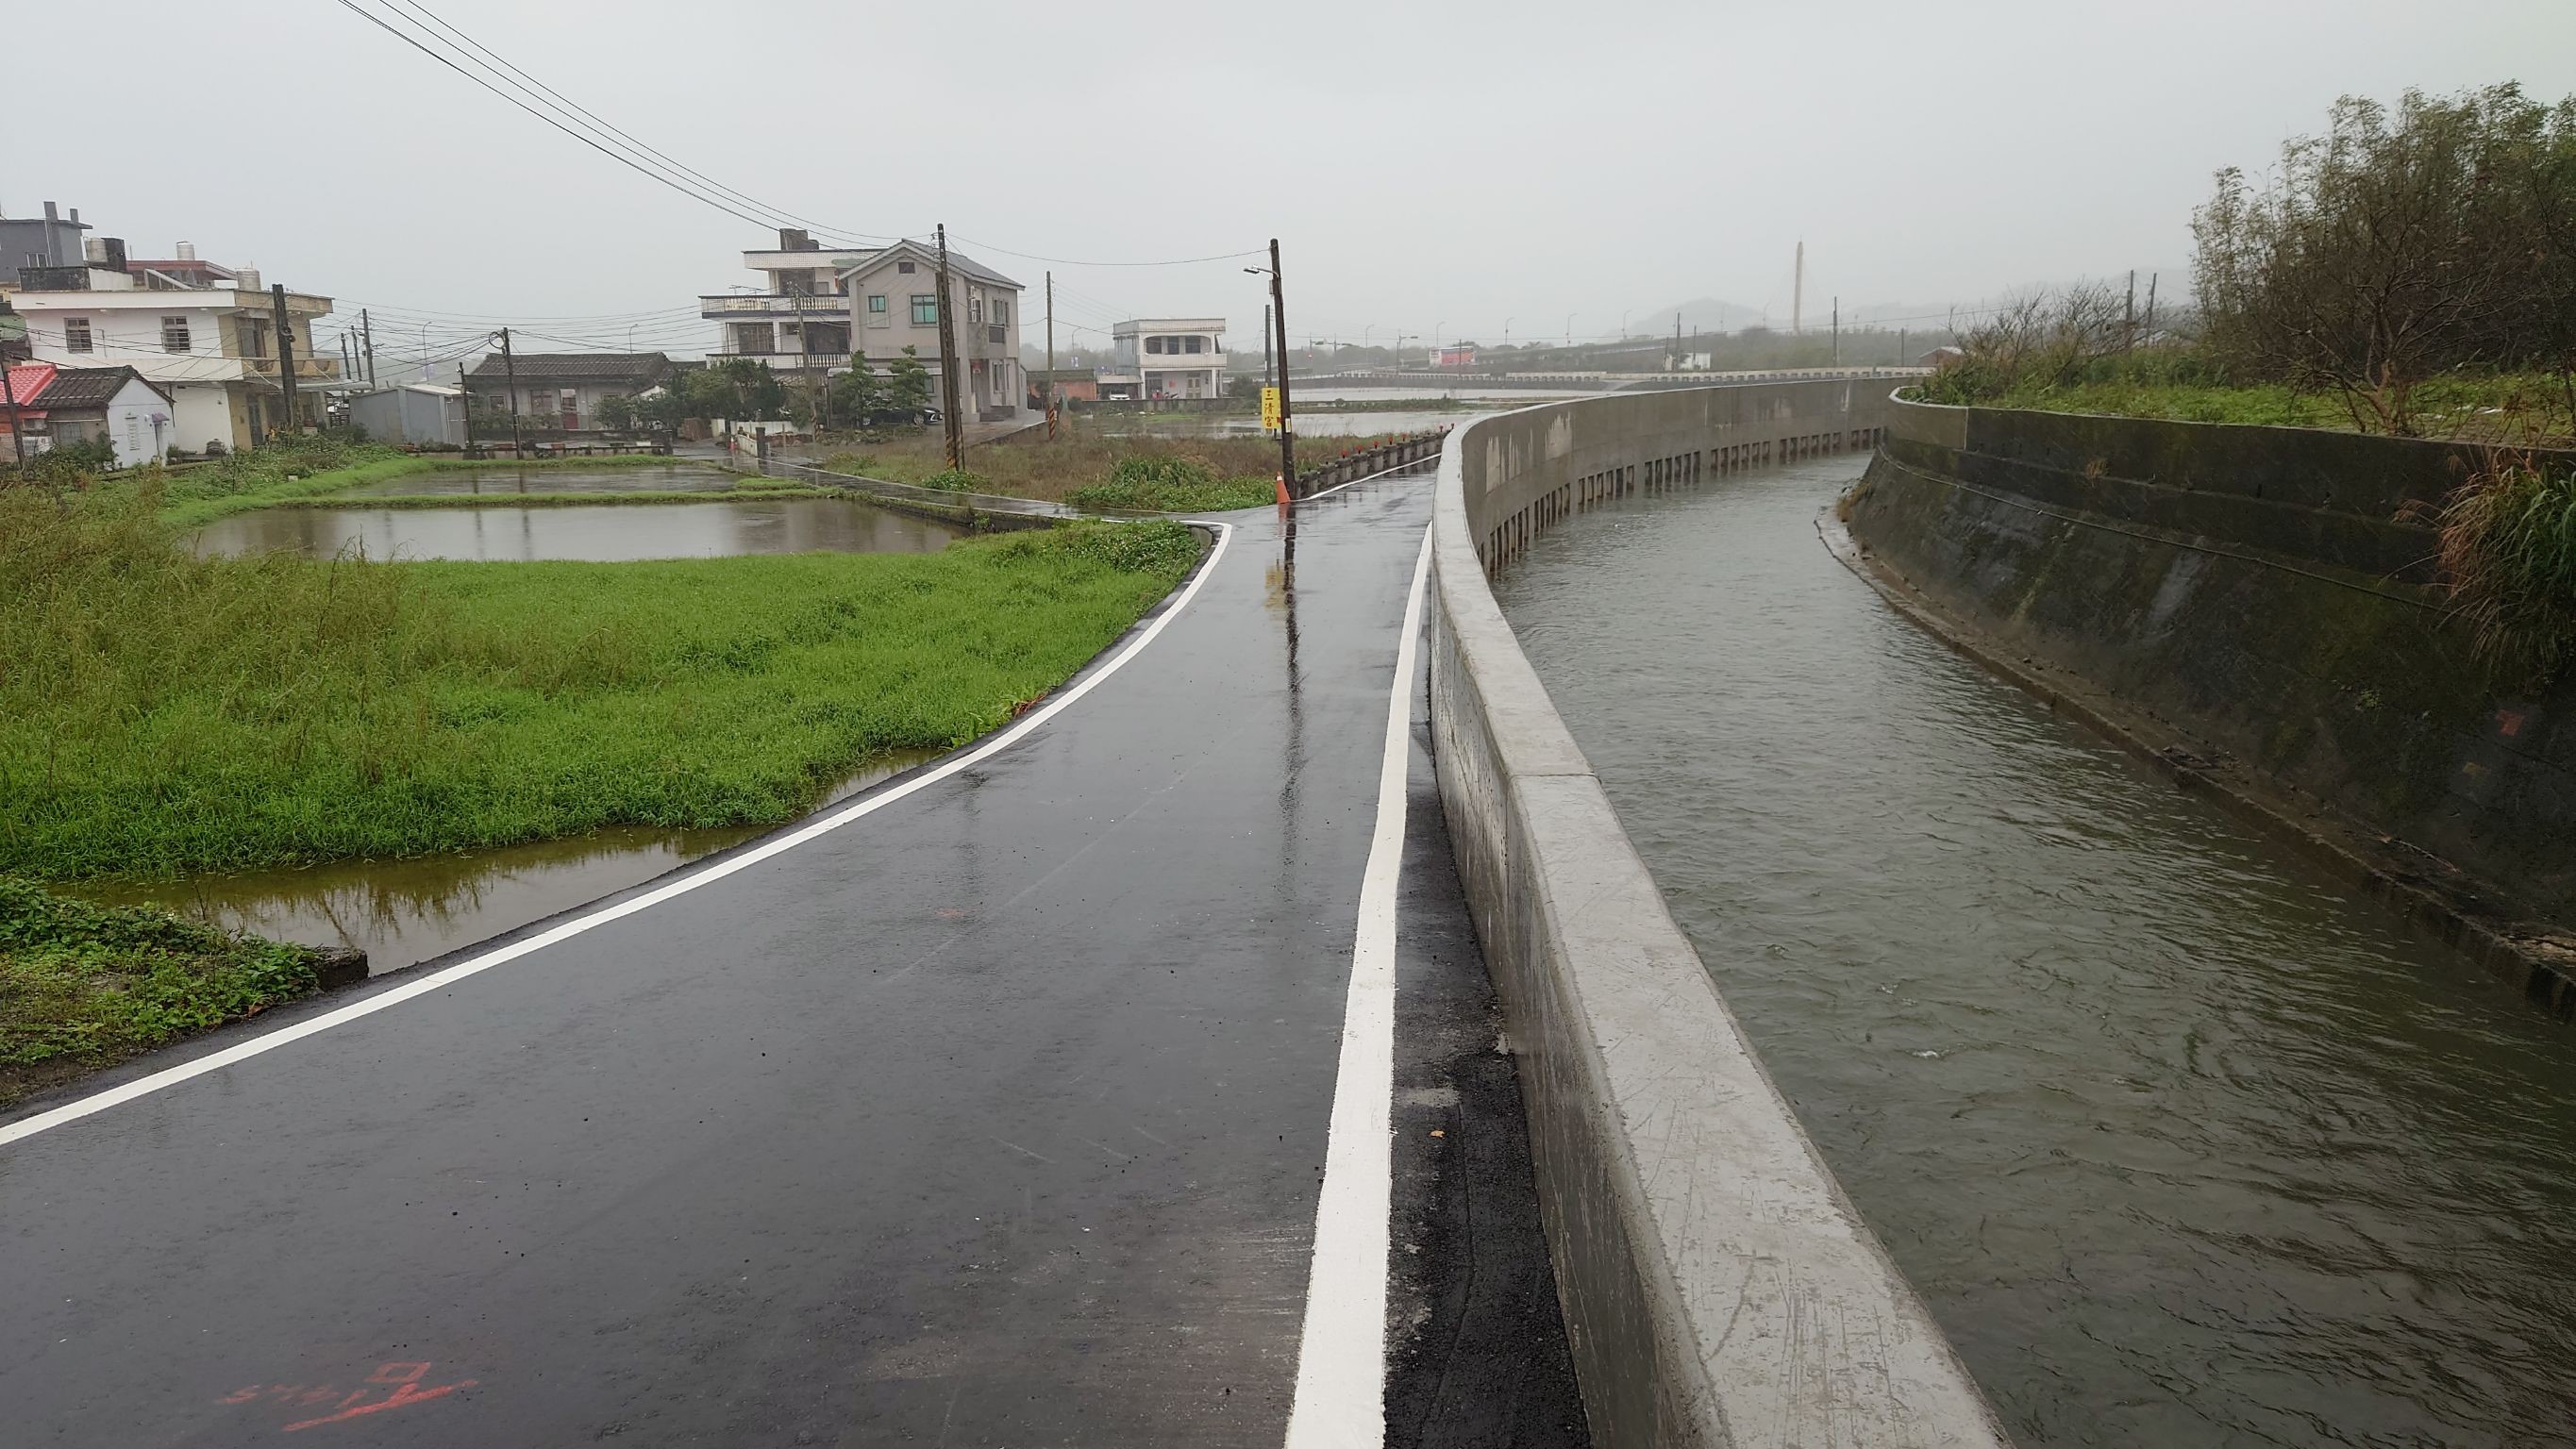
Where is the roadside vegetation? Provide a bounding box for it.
[0,482,1200,880]
[0,877,337,1105]
[1907,83,2576,677]
[823,420,1400,509]
[1917,83,2576,447]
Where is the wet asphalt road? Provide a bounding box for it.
[1,473,1583,1447]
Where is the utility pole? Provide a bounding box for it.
[1832,296,1839,366]
[360,307,377,386]
[1671,313,1682,372]
[498,326,522,457]
[460,362,475,452]
[271,283,301,437]
[2124,270,2136,353]
[1793,240,1805,335]
[2143,274,2159,345]
[1899,327,1907,367]
[793,287,816,433]
[2,352,24,466]
[1044,270,1057,441]
[1262,302,1274,418]
[934,224,965,470]
[1268,238,1294,502]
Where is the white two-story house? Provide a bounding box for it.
[1102,319,1227,401]
[4,233,339,452]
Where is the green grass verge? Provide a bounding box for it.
[1,877,331,1105]
[1063,456,1278,512]
[2,486,1203,880]
[1912,369,2575,442]
[155,441,685,527]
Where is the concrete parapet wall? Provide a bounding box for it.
[1853,391,2576,913]
[1429,384,2009,1447]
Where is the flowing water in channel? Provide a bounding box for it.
[1490,458,2576,1447]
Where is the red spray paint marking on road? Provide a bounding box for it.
[218,1361,477,1433]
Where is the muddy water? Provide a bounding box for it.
[1490,458,2576,1446]
[191,496,963,562]
[338,462,743,495]
[73,751,939,977]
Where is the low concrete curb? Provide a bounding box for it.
[1429,384,2011,1447]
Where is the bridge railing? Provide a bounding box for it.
[1428,382,2011,1447]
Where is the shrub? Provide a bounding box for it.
[2437,457,2576,679]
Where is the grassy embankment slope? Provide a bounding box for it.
[826,425,1407,511]
[1,482,1201,1095]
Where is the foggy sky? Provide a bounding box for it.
[8,0,2572,359]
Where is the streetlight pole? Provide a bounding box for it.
[1564,312,1576,347]
[1503,316,1514,349]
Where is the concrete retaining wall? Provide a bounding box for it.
[1852,393,2576,914]
[1430,383,2009,1448]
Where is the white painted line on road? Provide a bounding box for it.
[0,523,1239,1151]
[1281,520,1433,1449]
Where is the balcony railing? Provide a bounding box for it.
[240,356,343,380]
[701,292,847,316]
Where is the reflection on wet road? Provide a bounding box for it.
[1492,458,2576,1446]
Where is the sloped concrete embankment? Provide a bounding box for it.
[1844,396,2576,989]
[1430,383,2011,1447]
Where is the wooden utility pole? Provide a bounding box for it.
[272,283,301,436]
[1262,303,1274,421]
[499,326,523,456]
[460,362,475,451]
[1045,270,1057,441]
[2142,274,2159,344]
[1268,238,1294,501]
[2124,270,2137,352]
[360,307,378,386]
[934,225,965,469]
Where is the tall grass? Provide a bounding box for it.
[2437,458,2576,678]
[153,440,682,527]
[827,421,1400,505]
[0,485,1199,879]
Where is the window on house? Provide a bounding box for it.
[1182,336,1204,354]
[161,316,192,353]
[911,294,939,325]
[898,260,915,274]
[970,296,983,324]
[867,293,888,313]
[63,318,92,353]
[236,317,268,358]
[1145,337,1164,355]
[992,300,1010,325]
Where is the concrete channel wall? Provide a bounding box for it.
[1851,394,2576,918]
[1430,383,2011,1448]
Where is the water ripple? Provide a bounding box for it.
[1493,462,2576,1448]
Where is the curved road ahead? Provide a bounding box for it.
[2,473,1584,1447]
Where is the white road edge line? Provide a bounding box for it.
[1282,520,1433,1448]
[0,521,1237,1151]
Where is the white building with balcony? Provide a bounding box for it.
[3,233,340,452]
[1101,319,1226,401]
[700,228,1027,422]
[699,227,862,392]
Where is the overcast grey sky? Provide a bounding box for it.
[8,0,2573,358]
